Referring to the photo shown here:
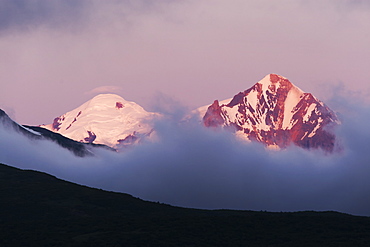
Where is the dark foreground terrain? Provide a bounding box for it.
[1,163,370,247]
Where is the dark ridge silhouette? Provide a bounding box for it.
[1,162,370,246]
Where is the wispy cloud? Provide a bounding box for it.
[0,0,186,34]
[85,86,124,96]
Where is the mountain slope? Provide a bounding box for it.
[202,74,338,151]
[0,109,108,157]
[41,94,157,149]
[2,162,370,246]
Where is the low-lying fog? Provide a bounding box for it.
[1,91,370,216]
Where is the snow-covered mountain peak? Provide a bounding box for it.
[201,74,338,152]
[90,93,124,102]
[258,73,286,86]
[80,93,146,113]
[87,93,130,105]
[41,94,157,149]
[255,74,303,96]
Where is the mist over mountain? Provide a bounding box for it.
[39,74,339,153]
[1,1,369,244]
[0,83,370,216]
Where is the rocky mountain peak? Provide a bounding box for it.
[202,74,338,152]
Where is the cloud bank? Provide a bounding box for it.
[1,91,370,216]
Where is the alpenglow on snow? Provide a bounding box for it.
[41,94,157,149]
[200,74,338,152]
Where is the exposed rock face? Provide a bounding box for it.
[203,100,225,127]
[202,74,338,152]
[52,116,63,131]
[83,131,96,143]
[116,102,124,109]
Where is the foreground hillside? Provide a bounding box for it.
[1,163,370,247]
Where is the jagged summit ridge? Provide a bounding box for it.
[41,94,157,149]
[223,74,306,130]
[202,74,338,151]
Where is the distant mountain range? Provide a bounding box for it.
[1,74,339,154]
[0,75,363,246]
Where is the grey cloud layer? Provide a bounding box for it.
[0,0,182,33]
[3,0,368,33]
[0,0,90,32]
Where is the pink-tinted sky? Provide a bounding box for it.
[0,0,369,125]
